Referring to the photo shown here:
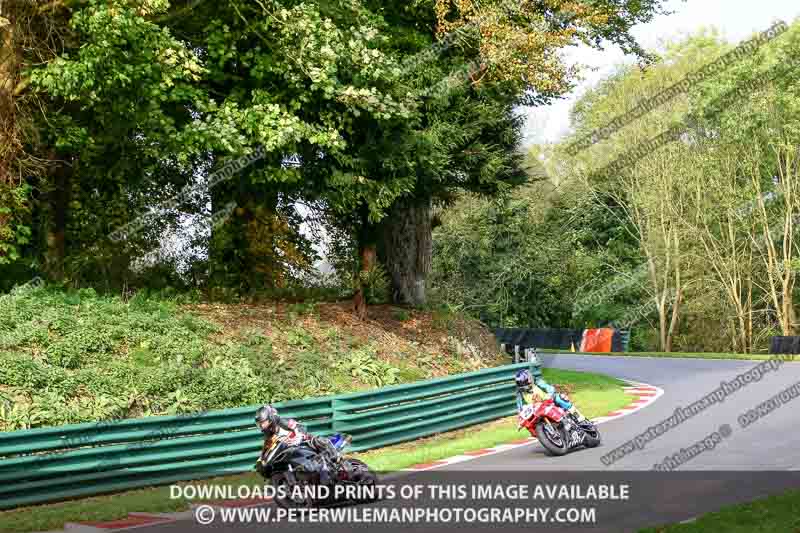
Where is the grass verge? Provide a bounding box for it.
[0,368,630,533]
[640,488,800,532]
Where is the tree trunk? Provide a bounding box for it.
[665,287,681,353]
[0,1,19,256]
[380,198,432,307]
[207,184,286,290]
[746,277,753,353]
[657,295,667,352]
[43,156,71,280]
[786,295,796,335]
[350,202,379,320]
[0,0,18,185]
[353,244,375,320]
[664,238,682,353]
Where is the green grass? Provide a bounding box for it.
[640,488,800,532]
[539,349,800,362]
[0,368,630,533]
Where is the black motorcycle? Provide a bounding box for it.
[256,433,377,508]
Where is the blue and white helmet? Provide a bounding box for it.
[515,369,532,388]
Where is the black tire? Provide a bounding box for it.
[581,421,601,448]
[535,421,570,456]
[271,473,314,509]
[342,458,379,501]
[344,459,376,481]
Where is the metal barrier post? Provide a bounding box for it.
[526,347,543,378]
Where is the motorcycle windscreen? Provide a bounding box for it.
[329,433,352,451]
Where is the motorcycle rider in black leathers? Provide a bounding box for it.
[254,404,341,484]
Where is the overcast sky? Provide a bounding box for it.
[520,0,800,148]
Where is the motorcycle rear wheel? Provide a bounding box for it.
[343,458,375,479]
[341,458,378,501]
[581,421,601,448]
[535,421,570,456]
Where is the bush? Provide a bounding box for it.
[358,264,390,304]
[336,345,400,388]
[0,286,496,432]
[393,308,411,322]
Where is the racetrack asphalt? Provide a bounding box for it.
[61,355,800,533]
[446,354,800,471]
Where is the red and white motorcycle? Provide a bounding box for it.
[517,396,601,456]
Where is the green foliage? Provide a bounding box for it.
[335,345,400,388]
[4,0,670,295]
[429,22,800,354]
[0,183,32,266]
[287,302,318,321]
[430,304,461,331]
[0,287,472,431]
[358,263,390,304]
[392,308,411,322]
[431,186,629,328]
[284,325,315,349]
[0,285,259,428]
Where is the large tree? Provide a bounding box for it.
[2,0,673,306]
[324,0,675,309]
[10,0,410,288]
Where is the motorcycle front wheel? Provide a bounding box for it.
[535,421,570,456]
[271,472,315,509]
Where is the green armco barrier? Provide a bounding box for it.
[0,361,534,509]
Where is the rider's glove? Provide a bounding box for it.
[552,392,572,408]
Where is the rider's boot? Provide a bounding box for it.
[567,405,587,423]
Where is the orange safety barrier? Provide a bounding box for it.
[579,328,614,352]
